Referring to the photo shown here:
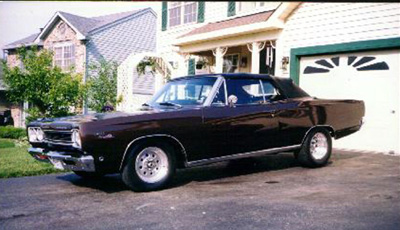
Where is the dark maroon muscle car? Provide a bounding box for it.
[27,73,364,191]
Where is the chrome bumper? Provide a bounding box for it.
[28,147,95,172]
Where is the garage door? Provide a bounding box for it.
[299,49,399,154]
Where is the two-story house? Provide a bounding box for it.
[151,2,399,154]
[2,7,157,127]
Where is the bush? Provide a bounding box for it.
[0,126,26,139]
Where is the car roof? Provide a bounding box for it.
[168,73,309,99]
[170,73,278,81]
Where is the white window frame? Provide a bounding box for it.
[168,2,198,28]
[236,2,269,15]
[223,53,241,73]
[53,42,75,71]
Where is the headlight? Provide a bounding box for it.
[71,129,81,148]
[28,127,44,143]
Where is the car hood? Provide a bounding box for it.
[28,106,198,129]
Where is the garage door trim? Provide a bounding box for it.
[289,37,400,85]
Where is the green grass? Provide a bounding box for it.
[0,139,15,149]
[0,138,69,178]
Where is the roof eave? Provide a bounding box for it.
[173,19,284,46]
[173,2,301,47]
[3,42,43,51]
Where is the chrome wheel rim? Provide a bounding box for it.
[135,147,169,183]
[310,132,328,160]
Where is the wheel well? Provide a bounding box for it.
[120,136,187,171]
[302,126,336,145]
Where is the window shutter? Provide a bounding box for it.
[161,2,168,31]
[188,58,195,75]
[197,2,205,23]
[227,1,236,17]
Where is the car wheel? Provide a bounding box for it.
[122,143,176,192]
[73,171,105,179]
[296,128,332,168]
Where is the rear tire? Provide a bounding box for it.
[296,128,332,168]
[122,142,176,192]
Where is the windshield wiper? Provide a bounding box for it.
[158,102,182,108]
[141,103,153,110]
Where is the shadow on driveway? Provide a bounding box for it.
[56,152,305,193]
[56,150,364,193]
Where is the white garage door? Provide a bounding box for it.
[300,49,399,154]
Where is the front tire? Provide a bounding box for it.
[296,128,332,168]
[122,143,176,192]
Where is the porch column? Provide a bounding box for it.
[247,41,266,74]
[212,47,228,73]
[179,52,190,77]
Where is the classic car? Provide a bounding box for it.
[27,73,365,191]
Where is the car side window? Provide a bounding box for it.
[226,79,264,105]
[261,80,281,102]
[212,81,226,105]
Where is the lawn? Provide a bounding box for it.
[0,138,68,178]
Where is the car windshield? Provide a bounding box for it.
[147,77,217,107]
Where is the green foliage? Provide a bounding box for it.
[137,57,156,76]
[25,106,43,124]
[86,59,119,113]
[0,126,26,139]
[1,46,85,121]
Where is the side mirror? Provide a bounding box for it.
[228,95,238,107]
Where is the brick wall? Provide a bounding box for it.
[6,50,20,68]
[10,104,22,127]
[43,18,86,74]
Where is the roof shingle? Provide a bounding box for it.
[3,8,151,50]
[179,10,275,38]
[59,8,146,36]
[3,33,41,49]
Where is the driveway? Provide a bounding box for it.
[0,150,399,230]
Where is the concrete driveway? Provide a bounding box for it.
[0,150,399,230]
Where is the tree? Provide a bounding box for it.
[1,46,85,123]
[86,59,121,113]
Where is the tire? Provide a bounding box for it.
[121,142,176,192]
[296,128,332,168]
[73,171,105,179]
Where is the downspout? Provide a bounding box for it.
[83,39,88,114]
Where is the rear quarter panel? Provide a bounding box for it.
[302,98,365,138]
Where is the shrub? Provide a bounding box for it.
[0,126,26,139]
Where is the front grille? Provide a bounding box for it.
[44,130,73,146]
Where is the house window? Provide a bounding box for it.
[169,2,181,27]
[184,2,197,23]
[53,43,75,70]
[223,54,240,73]
[237,2,266,13]
[169,2,197,27]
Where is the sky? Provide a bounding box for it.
[0,1,161,57]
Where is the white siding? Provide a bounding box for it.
[277,2,400,77]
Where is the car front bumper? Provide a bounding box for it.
[28,147,95,172]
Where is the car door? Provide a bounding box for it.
[201,77,280,160]
[263,79,309,147]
